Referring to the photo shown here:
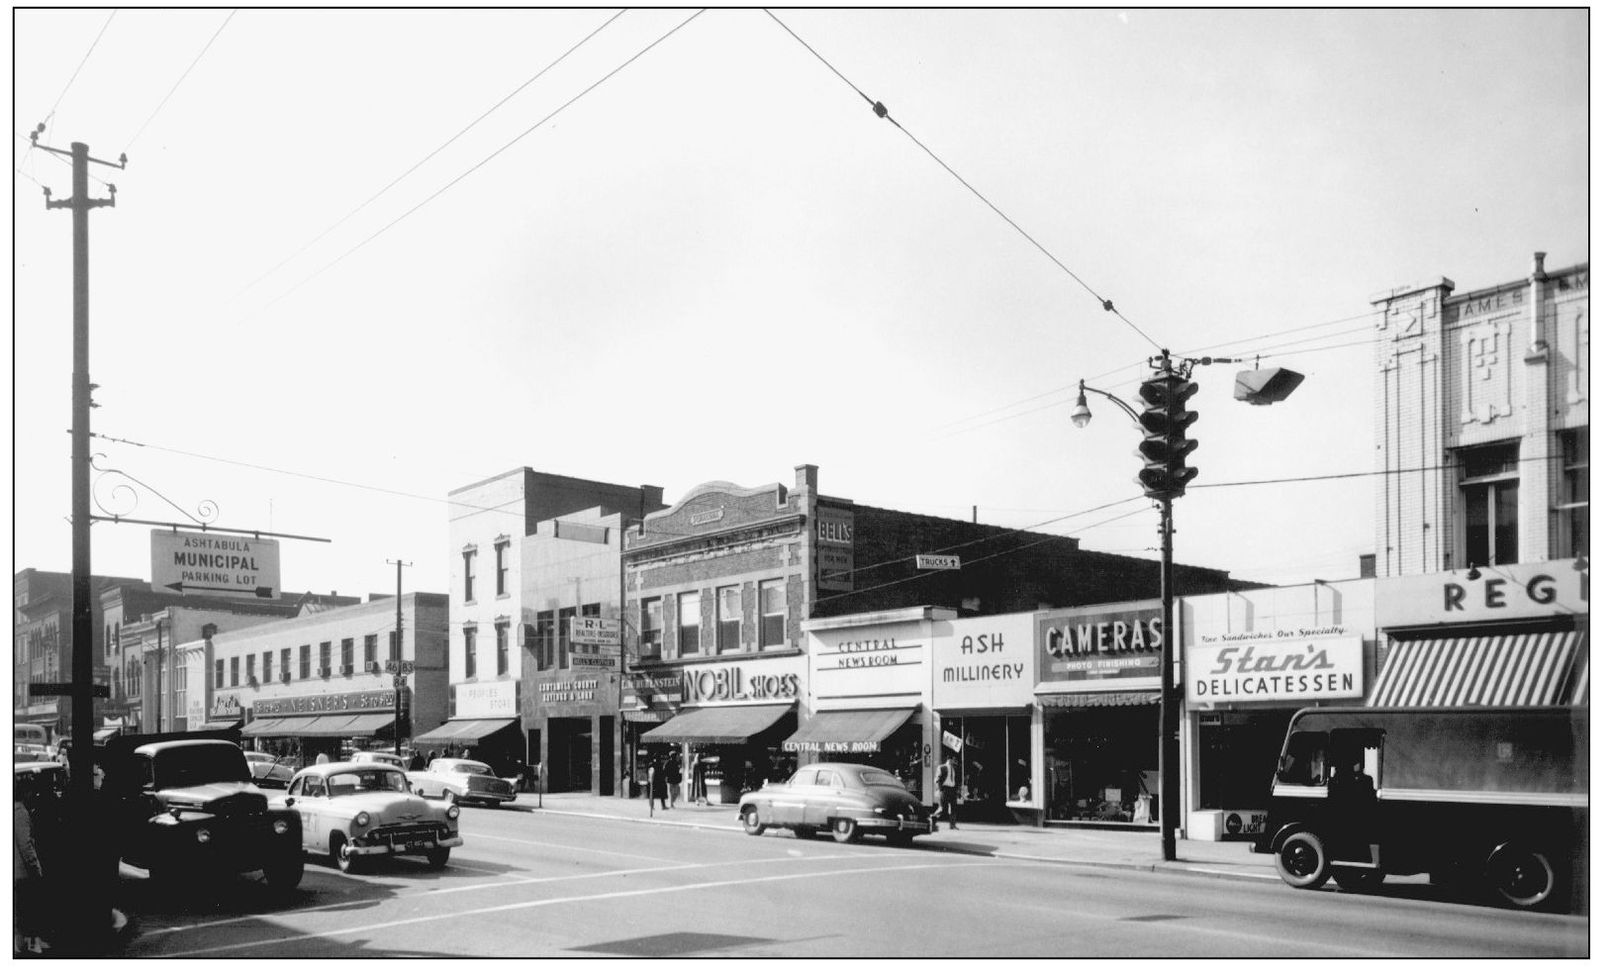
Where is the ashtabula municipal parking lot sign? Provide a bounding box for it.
[151,529,281,599]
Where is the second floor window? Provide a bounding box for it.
[215,659,224,688]
[464,627,477,678]
[717,585,742,653]
[262,651,272,682]
[281,647,291,680]
[246,654,256,684]
[678,591,701,657]
[760,579,786,648]
[641,598,663,659]
[463,549,478,602]
[229,657,239,687]
[340,638,354,673]
[319,642,332,677]
[299,644,311,679]
[1557,427,1589,558]
[535,614,555,669]
[1458,441,1519,568]
[495,541,510,597]
[558,607,575,669]
[364,634,377,668]
[496,622,509,676]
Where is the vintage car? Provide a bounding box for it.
[243,751,295,789]
[407,758,517,807]
[283,762,462,872]
[351,751,408,769]
[101,732,303,892]
[737,763,933,845]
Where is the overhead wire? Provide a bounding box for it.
[762,8,1164,354]
[234,8,627,300]
[263,8,706,309]
[39,8,118,146]
[122,9,237,154]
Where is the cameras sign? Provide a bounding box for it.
[151,529,281,599]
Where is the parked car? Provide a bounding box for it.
[351,751,407,769]
[407,758,517,807]
[283,762,462,872]
[243,751,296,789]
[737,763,934,845]
[100,731,303,892]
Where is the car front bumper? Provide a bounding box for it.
[348,834,464,856]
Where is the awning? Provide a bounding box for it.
[193,720,241,732]
[1038,691,1161,708]
[1368,630,1584,707]
[413,718,518,747]
[783,707,914,753]
[640,704,794,746]
[623,709,675,723]
[341,713,398,737]
[240,717,291,737]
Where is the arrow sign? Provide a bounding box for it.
[915,554,961,570]
[29,682,111,698]
[166,582,275,598]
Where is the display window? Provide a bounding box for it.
[1043,706,1158,824]
[1195,710,1294,810]
[939,713,1031,821]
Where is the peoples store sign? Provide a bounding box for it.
[1185,628,1363,707]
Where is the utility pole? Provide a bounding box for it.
[32,130,125,952]
[155,618,164,732]
[387,559,411,755]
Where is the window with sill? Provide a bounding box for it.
[319,642,332,677]
[463,548,478,602]
[299,644,311,679]
[1457,441,1519,567]
[495,540,510,597]
[281,647,291,680]
[678,591,702,657]
[1556,427,1589,558]
[215,659,225,689]
[262,651,272,683]
[558,607,576,669]
[464,627,478,678]
[717,585,742,653]
[496,622,510,676]
[364,634,377,668]
[641,597,663,659]
[760,579,786,649]
[341,637,354,672]
[229,656,239,687]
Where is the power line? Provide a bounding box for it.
[41,8,118,145]
[264,8,706,309]
[122,9,237,153]
[763,9,1163,354]
[234,8,627,301]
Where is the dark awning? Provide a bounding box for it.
[640,704,794,746]
[340,713,398,737]
[1368,631,1584,707]
[413,718,518,746]
[783,707,915,753]
[1038,690,1160,708]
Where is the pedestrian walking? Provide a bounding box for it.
[408,751,425,772]
[936,754,960,830]
[14,793,46,954]
[663,754,682,809]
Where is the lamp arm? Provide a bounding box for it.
[1079,380,1142,423]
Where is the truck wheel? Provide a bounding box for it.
[1275,831,1331,889]
[265,855,304,892]
[1487,844,1557,909]
[741,807,765,836]
[1331,868,1384,893]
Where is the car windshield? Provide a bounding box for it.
[856,769,904,788]
[452,762,494,776]
[243,752,273,762]
[154,746,251,787]
[325,770,409,795]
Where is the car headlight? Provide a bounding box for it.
[355,812,371,828]
[195,828,212,843]
[446,804,460,820]
[273,820,290,835]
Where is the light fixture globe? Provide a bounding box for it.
[1070,393,1093,428]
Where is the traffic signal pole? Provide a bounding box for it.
[1155,349,1179,862]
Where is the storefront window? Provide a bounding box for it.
[1197,711,1294,808]
[940,714,1032,820]
[1043,706,1158,824]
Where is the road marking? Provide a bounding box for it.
[157,859,1005,956]
[139,853,874,940]
[465,830,689,865]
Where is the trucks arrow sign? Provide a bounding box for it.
[915,554,961,570]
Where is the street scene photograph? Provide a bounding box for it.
[11,6,1589,960]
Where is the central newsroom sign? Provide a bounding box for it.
[1185,629,1364,707]
[1035,603,1163,685]
[150,529,281,599]
[808,620,927,701]
[256,688,398,717]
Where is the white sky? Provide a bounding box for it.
[10,7,1590,601]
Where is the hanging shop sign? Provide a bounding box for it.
[933,614,1036,709]
[1185,631,1364,707]
[455,680,517,719]
[570,617,620,646]
[1376,559,1588,627]
[816,505,855,592]
[255,688,399,716]
[1035,603,1163,685]
[210,692,245,720]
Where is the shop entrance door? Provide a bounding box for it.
[546,717,593,793]
[597,716,614,796]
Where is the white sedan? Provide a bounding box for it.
[284,762,463,872]
[406,758,517,807]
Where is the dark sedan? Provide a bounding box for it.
[738,762,933,845]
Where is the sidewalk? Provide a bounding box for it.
[509,792,1280,884]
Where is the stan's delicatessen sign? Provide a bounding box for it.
[1185,629,1364,707]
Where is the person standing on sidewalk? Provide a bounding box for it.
[663,754,682,809]
[936,755,960,830]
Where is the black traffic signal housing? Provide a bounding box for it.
[1135,371,1199,501]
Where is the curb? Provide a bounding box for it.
[525,805,1279,884]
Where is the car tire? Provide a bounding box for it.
[331,833,361,874]
[425,847,450,869]
[1275,830,1330,889]
[741,807,765,836]
[831,818,861,844]
[1486,843,1558,910]
[265,855,305,892]
[1331,868,1384,893]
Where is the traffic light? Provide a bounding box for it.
[1135,370,1199,501]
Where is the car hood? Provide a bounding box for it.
[330,791,441,823]
[156,781,269,815]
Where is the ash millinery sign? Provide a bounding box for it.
[151,529,281,599]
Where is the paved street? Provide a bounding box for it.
[118,799,1588,959]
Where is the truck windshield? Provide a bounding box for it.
[155,746,251,788]
[1276,731,1328,786]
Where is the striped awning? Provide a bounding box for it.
[1368,630,1584,708]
